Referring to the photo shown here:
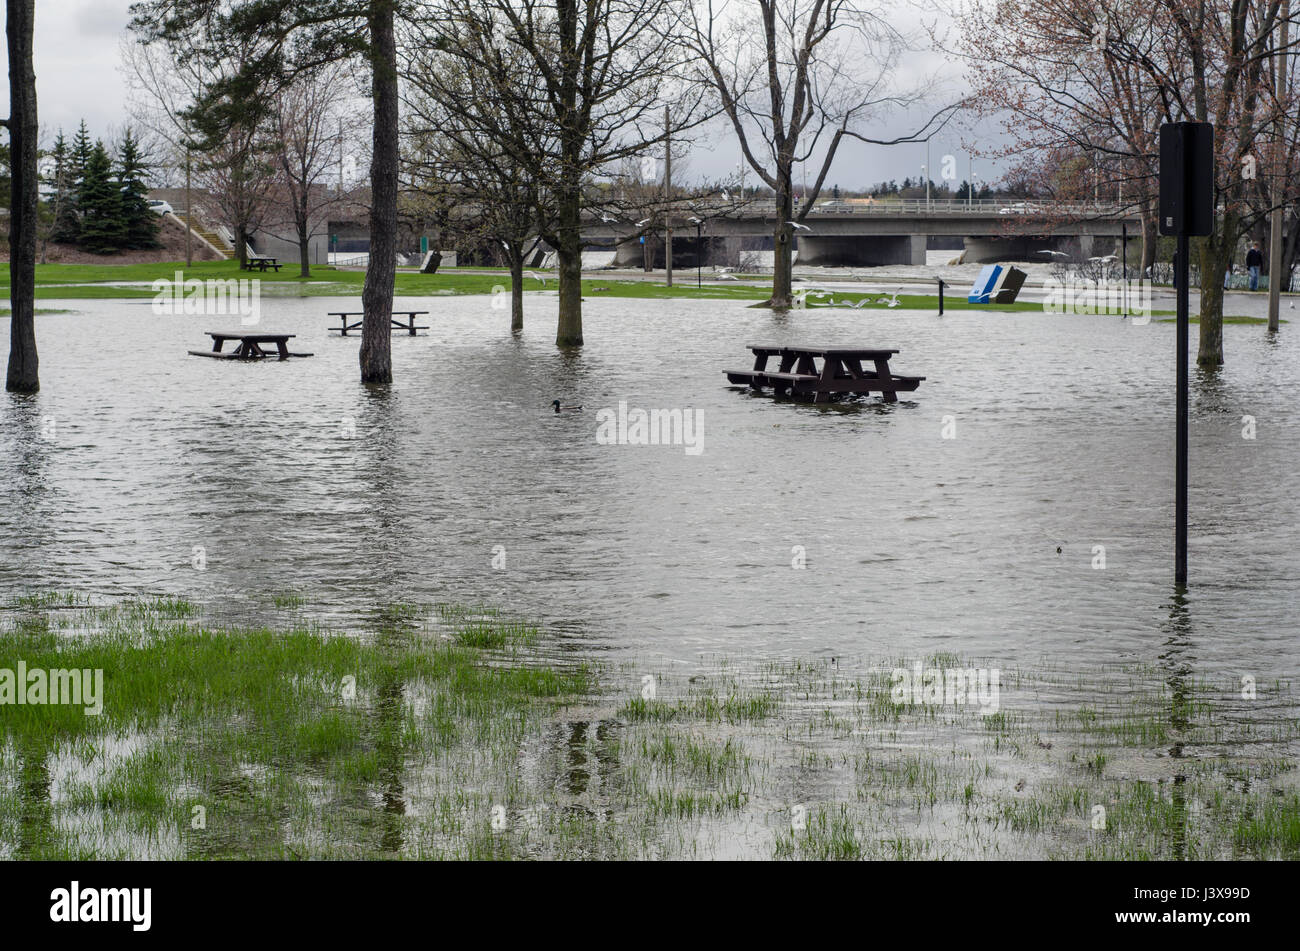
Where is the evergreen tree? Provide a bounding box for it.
[48,130,80,244]
[117,129,160,249]
[78,141,127,253]
[69,120,93,195]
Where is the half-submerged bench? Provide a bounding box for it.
[726,344,923,403]
[328,311,430,336]
[189,331,313,361]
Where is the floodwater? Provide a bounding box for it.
[2,297,1300,675]
[3,292,1300,859]
[2,294,1298,677]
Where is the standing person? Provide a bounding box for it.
[1246,242,1264,291]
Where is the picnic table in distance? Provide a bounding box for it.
[243,256,282,272]
[328,311,430,336]
[188,331,312,361]
[725,344,924,403]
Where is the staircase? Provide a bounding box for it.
[172,209,236,259]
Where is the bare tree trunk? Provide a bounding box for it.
[297,218,310,278]
[509,250,524,333]
[768,171,794,309]
[554,177,584,346]
[556,228,584,347]
[1141,211,1158,276]
[1197,221,1235,367]
[5,0,39,393]
[360,0,397,384]
[235,223,249,270]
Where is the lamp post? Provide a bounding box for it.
[689,216,703,288]
[920,164,929,211]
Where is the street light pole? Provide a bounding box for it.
[1268,0,1290,332]
[687,216,703,288]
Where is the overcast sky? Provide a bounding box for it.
[8,0,1003,192]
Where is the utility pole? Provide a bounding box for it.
[664,105,672,287]
[185,149,192,267]
[1268,0,1290,332]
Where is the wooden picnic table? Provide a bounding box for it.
[725,344,924,403]
[328,311,430,336]
[188,331,313,361]
[244,256,282,272]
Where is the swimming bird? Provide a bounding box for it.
[551,400,582,414]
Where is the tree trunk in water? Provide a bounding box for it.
[360,0,398,385]
[767,171,794,308]
[5,0,39,393]
[554,184,583,346]
[1141,213,1158,276]
[509,253,524,333]
[555,233,583,347]
[1196,226,1232,367]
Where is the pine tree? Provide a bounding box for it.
[117,129,159,249]
[78,141,127,253]
[69,120,93,195]
[48,130,80,244]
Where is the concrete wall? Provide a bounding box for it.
[961,235,1115,264]
[249,231,330,266]
[795,234,926,266]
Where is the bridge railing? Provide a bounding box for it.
[801,198,1130,217]
[583,198,1137,223]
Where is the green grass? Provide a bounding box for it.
[0,260,1187,314]
[1156,314,1287,324]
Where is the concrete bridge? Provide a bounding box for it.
[581,199,1143,268]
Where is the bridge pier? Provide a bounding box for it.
[960,234,1114,264]
[795,234,926,266]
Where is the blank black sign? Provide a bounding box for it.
[1159,122,1215,236]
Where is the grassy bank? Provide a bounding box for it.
[3,594,1295,859]
[0,260,1188,315]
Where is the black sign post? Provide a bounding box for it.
[1158,122,1214,587]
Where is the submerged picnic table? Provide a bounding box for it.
[188,331,313,361]
[725,344,924,403]
[328,311,430,336]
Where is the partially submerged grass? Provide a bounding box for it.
[2,594,1296,859]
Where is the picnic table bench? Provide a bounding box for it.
[188,331,313,361]
[328,311,430,336]
[725,344,924,403]
[244,256,282,272]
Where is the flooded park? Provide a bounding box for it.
[2,291,1298,859]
